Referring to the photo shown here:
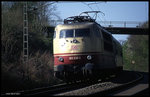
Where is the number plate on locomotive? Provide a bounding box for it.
[69,56,81,60]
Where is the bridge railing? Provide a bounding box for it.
[49,20,144,28]
[98,21,144,28]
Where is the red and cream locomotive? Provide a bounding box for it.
[53,11,123,81]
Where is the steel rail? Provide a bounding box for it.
[2,71,142,96]
[89,72,143,96]
[1,83,66,96]
[20,76,114,96]
[53,71,143,96]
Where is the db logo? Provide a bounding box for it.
[70,45,78,50]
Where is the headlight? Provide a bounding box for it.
[59,57,64,62]
[87,55,92,60]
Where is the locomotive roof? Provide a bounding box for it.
[56,21,112,35]
[56,22,96,29]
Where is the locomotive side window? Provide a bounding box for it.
[102,30,113,52]
[94,27,101,37]
[75,28,90,37]
[102,30,112,41]
[104,42,113,52]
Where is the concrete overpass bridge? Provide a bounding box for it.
[46,20,148,35]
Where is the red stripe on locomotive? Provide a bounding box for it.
[54,53,102,66]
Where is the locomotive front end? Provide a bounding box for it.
[53,23,95,80]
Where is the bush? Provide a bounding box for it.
[1,51,62,93]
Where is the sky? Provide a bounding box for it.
[52,1,149,41]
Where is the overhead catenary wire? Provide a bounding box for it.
[95,3,107,27]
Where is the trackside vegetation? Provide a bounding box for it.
[122,21,149,72]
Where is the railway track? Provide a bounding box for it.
[21,79,110,96]
[89,71,144,96]
[1,83,66,96]
[108,71,148,96]
[2,70,145,96]
[2,73,115,96]
[19,83,68,96]
[2,80,101,96]
[54,71,144,96]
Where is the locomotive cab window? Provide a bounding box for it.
[60,30,65,38]
[66,30,73,38]
[75,28,90,37]
[60,29,73,38]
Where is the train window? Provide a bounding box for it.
[53,31,56,39]
[94,27,101,37]
[102,30,112,42]
[75,28,90,37]
[60,28,90,38]
[104,41,113,52]
[65,30,73,38]
[60,29,73,38]
[60,30,65,38]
